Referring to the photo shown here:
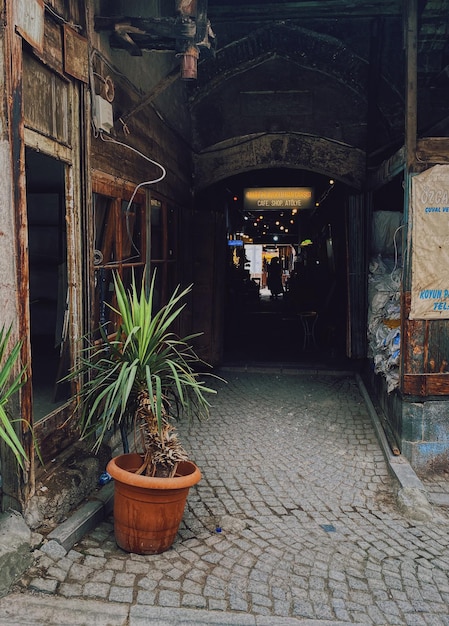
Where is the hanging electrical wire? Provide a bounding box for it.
[99,132,167,262]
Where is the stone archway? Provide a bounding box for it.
[194,132,366,191]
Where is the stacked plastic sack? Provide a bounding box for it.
[367,255,402,393]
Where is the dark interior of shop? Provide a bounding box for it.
[25,149,70,420]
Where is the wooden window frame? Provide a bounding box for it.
[149,194,178,305]
[91,176,147,332]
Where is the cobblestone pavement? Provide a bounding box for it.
[8,369,449,624]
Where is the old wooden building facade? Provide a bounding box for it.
[1,0,449,513]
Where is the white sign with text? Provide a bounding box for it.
[410,165,449,319]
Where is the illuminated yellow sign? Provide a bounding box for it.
[244,187,314,210]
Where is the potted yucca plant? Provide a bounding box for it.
[0,325,28,471]
[67,270,217,554]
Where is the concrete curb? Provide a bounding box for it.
[46,481,114,552]
[355,373,434,522]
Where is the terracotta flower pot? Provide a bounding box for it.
[106,453,201,555]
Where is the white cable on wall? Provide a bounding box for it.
[99,132,167,201]
[99,132,167,263]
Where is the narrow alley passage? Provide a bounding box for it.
[3,369,449,625]
[224,286,349,368]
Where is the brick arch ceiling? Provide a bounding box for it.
[190,23,403,192]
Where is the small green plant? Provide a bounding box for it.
[67,270,219,478]
[0,325,28,469]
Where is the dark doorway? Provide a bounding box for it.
[223,245,348,367]
[25,149,70,420]
[215,169,351,367]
